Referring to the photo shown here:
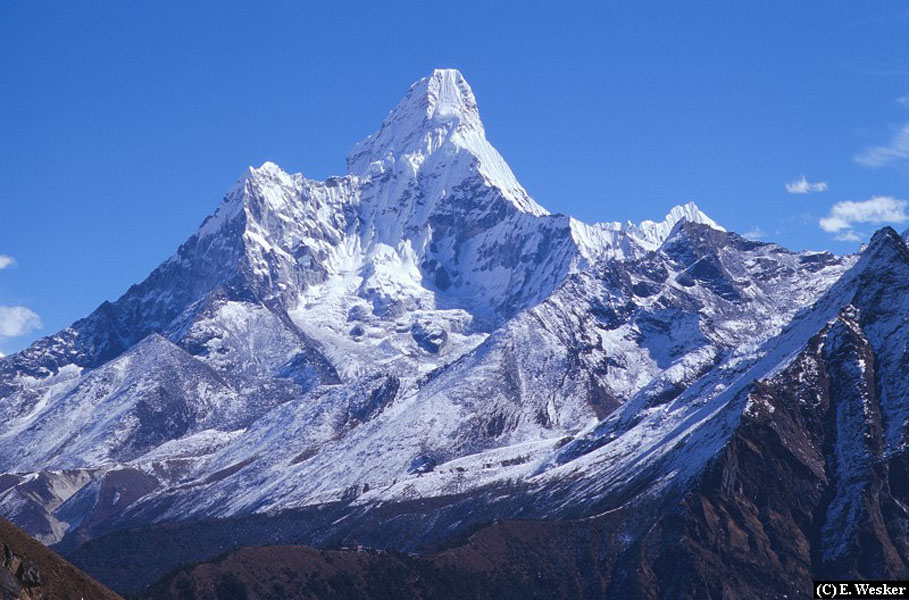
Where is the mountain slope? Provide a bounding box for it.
[594,228,909,597]
[0,516,121,600]
[130,229,909,600]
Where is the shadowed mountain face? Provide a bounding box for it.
[2,69,907,597]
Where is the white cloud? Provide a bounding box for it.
[834,230,862,242]
[742,227,765,240]
[819,196,909,243]
[0,306,42,338]
[898,95,909,107]
[0,254,41,343]
[785,175,828,194]
[855,124,909,168]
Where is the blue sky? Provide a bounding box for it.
[2,1,909,354]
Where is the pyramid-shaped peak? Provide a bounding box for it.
[864,226,908,259]
[376,68,482,133]
[416,68,481,127]
[344,69,546,214]
[227,161,292,191]
[662,202,725,232]
[346,68,488,177]
[628,201,725,249]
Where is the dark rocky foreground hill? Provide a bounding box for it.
[0,517,120,600]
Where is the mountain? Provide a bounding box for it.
[127,229,909,600]
[0,516,121,600]
[1,68,904,597]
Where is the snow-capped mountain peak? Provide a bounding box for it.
[346,69,482,174]
[403,68,483,132]
[347,69,547,217]
[568,201,724,261]
[199,161,299,235]
[863,225,908,262]
[627,200,721,245]
[627,200,723,250]
[647,200,724,235]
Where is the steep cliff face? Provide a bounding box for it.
[603,228,909,598]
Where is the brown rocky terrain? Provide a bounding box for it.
[0,517,121,600]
